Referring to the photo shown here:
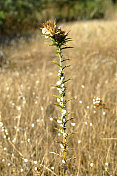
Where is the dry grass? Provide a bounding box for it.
[0,20,117,176]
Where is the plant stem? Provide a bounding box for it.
[57,46,67,176]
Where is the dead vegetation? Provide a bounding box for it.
[0,20,117,176]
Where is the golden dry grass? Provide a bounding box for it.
[0,20,117,176]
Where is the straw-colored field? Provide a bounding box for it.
[0,20,117,176]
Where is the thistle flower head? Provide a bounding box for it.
[41,21,68,46]
[42,21,56,37]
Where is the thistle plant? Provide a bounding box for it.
[41,21,74,175]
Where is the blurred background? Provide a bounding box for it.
[0,0,117,35]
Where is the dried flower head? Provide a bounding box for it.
[42,21,56,37]
[41,21,68,45]
[93,96,105,107]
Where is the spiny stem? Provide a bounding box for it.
[57,46,67,176]
[58,47,62,67]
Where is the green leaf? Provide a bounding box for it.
[54,103,63,108]
[66,112,72,116]
[64,98,73,104]
[61,47,74,50]
[65,118,74,124]
[61,58,72,62]
[67,133,73,136]
[63,78,72,84]
[53,95,60,98]
[62,65,71,70]
[51,61,61,67]
[51,84,57,87]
